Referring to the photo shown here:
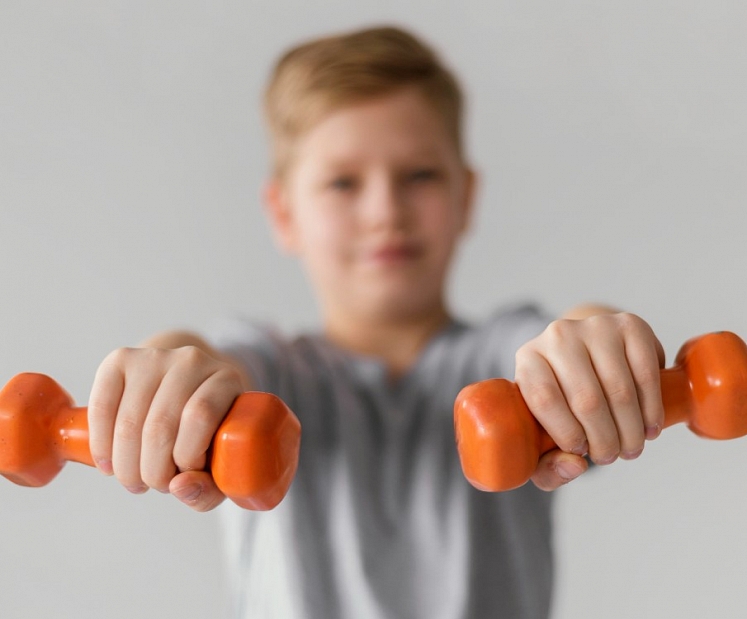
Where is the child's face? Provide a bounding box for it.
[265,87,475,325]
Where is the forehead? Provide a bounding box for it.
[294,88,457,168]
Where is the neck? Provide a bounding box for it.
[323,303,453,378]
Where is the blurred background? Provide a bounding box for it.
[1,1,746,617]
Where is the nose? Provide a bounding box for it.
[359,173,408,231]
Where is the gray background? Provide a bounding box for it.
[1,1,746,617]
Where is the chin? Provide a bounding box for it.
[356,290,440,323]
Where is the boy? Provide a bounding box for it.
[87,26,665,618]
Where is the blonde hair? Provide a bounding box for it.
[263,25,465,179]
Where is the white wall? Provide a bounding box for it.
[1,2,746,617]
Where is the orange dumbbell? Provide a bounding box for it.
[455,331,747,492]
[0,373,301,510]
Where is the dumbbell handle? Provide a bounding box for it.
[39,402,91,467]
[0,373,301,510]
[454,331,747,492]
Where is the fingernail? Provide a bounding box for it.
[571,440,589,456]
[595,454,618,466]
[621,447,644,461]
[174,483,202,503]
[555,460,584,481]
[95,458,112,475]
[646,424,661,440]
[125,484,148,494]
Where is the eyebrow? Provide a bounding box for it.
[317,149,444,169]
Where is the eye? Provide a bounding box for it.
[407,168,441,183]
[329,176,357,191]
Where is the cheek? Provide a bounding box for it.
[295,206,353,265]
[418,196,467,251]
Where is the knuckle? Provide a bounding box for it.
[216,365,245,390]
[544,319,572,343]
[183,396,221,430]
[95,349,129,379]
[616,311,644,333]
[177,345,207,367]
[101,347,167,374]
[583,313,606,327]
[87,396,112,422]
[514,344,535,370]
[104,347,133,366]
[115,415,143,443]
[570,389,606,420]
[142,346,167,365]
[524,382,560,413]
[142,416,176,451]
[636,365,661,391]
[584,313,615,337]
[605,381,638,408]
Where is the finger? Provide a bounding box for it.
[531,450,589,491]
[88,354,127,475]
[172,369,244,474]
[588,343,645,461]
[625,334,666,440]
[515,349,588,456]
[547,340,620,465]
[141,346,229,490]
[170,470,226,512]
[139,366,208,492]
[111,369,163,493]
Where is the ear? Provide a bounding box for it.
[458,167,478,234]
[263,178,299,254]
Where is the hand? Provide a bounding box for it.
[514,312,665,491]
[88,344,248,511]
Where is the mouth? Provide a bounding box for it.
[367,243,423,266]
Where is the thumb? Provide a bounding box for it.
[169,470,226,512]
[530,450,589,491]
